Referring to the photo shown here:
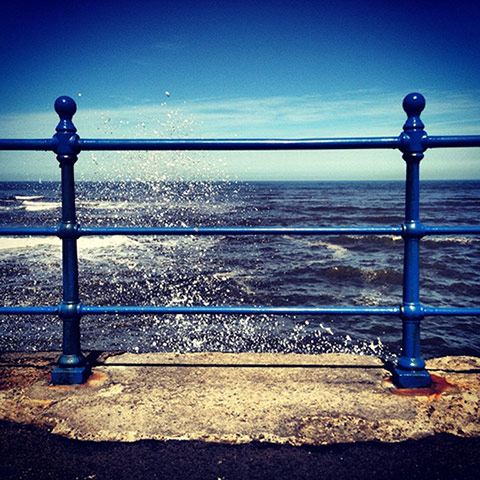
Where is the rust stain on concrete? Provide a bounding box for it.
[388,373,456,398]
[46,370,109,393]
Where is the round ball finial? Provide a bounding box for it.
[402,92,425,117]
[54,96,77,119]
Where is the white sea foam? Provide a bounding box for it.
[14,195,43,200]
[355,235,402,243]
[353,234,479,245]
[23,201,60,212]
[0,235,139,256]
[213,269,248,281]
[77,235,137,249]
[306,239,349,258]
[76,236,145,262]
[0,205,21,211]
[426,236,480,244]
[319,323,334,335]
[80,200,132,211]
[213,270,255,295]
[0,237,60,251]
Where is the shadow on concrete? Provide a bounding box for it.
[1,420,480,480]
[98,362,386,369]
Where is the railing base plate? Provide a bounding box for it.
[51,365,91,385]
[392,367,431,389]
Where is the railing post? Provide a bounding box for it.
[393,93,431,388]
[50,96,90,385]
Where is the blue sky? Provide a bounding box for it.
[0,0,479,181]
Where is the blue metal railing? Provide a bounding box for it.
[1,92,479,387]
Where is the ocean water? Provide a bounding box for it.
[0,180,479,360]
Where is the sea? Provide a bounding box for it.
[0,180,479,360]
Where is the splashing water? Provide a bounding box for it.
[3,106,451,360]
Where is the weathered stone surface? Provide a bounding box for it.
[0,352,479,445]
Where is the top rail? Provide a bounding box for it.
[427,136,480,148]
[78,137,401,151]
[0,139,55,150]
[1,136,480,152]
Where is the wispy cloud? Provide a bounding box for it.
[1,89,479,181]
[180,89,480,137]
[1,88,479,139]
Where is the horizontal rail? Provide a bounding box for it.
[1,136,479,152]
[424,307,480,316]
[0,227,58,236]
[0,139,55,151]
[78,226,403,236]
[427,136,480,148]
[0,305,400,316]
[0,306,58,315]
[423,226,480,235]
[1,305,479,316]
[80,305,401,315]
[78,137,401,151]
[3,225,480,237]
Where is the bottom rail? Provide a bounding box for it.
[1,305,480,316]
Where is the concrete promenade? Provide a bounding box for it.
[1,351,480,478]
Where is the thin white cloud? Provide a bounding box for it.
[2,88,478,139]
[1,89,479,181]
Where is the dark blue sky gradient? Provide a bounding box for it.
[1,0,479,112]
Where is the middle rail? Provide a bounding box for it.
[2,225,480,236]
